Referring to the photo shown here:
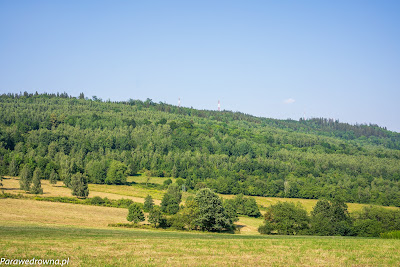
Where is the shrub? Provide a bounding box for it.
[380,231,400,239]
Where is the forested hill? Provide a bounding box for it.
[1,92,400,206]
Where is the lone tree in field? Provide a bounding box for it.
[19,164,32,192]
[30,168,43,194]
[70,173,89,198]
[143,195,154,212]
[127,203,145,224]
[194,188,234,232]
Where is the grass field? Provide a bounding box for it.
[1,221,400,266]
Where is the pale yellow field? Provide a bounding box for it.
[0,198,128,228]
[1,176,155,204]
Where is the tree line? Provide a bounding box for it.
[126,186,260,232]
[258,199,400,237]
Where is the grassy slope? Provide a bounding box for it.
[3,176,399,234]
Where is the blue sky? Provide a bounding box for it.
[1,0,400,132]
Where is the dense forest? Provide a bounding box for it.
[1,92,400,206]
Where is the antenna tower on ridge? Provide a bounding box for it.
[218,100,221,111]
[178,98,181,108]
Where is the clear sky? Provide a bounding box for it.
[1,0,399,132]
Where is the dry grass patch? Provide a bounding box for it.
[0,198,128,228]
[89,183,163,204]
[1,176,150,203]
[235,216,264,235]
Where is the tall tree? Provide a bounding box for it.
[310,199,353,236]
[194,188,234,232]
[105,161,127,185]
[160,183,182,214]
[70,173,89,198]
[127,203,145,224]
[148,206,163,227]
[30,167,43,194]
[19,164,32,192]
[143,195,154,212]
[49,169,58,185]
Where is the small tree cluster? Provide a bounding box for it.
[160,183,182,214]
[70,173,89,198]
[258,202,309,235]
[232,194,261,218]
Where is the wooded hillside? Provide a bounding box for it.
[1,92,399,206]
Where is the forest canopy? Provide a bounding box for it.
[0,92,400,206]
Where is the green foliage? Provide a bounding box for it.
[148,206,163,227]
[30,168,43,194]
[160,184,182,215]
[380,231,400,239]
[85,160,107,184]
[223,199,239,222]
[194,188,234,232]
[70,173,89,198]
[105,161,127,185]
[258,221,274,234]
[352,206,400,237]
[49,169,59,184]
[261,202,309,235]
[175,178,184,187]
[127,203,145,224]
[310,199,353,236]
[19,165,32,192]
[1,93,400,206]
[163,178,172,187]
[143,195,154,212]
[233,194,261,217]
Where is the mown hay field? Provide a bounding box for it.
[1,221,400,266]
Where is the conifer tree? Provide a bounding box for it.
[70,173,89,198]
[143,195,154,212]
[49,169,58,185]
[9,158,18,176]
[19,165,32,192]
[30,168,43,194]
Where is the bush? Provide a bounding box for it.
[163,178,172,187]
[258,221,274,234]
[380,231,400,239]
[262,202,309,235]
[89,196,105,205]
